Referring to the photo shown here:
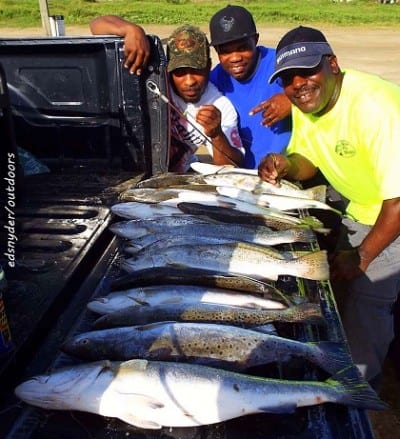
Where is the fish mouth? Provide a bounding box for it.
[15,378,56,408]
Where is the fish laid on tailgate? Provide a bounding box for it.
[122,242,329,282]
[177,202,329,232]
[14,360,386,430]
[61,321,352,375]
[109,267,294,305]
[92,302,324,329]
[87,284,288,315]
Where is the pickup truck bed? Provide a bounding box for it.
[0,35,376,439]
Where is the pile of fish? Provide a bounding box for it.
[14,163,385,430]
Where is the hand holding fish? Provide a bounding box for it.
[249,93,291,127]
[259,152,319,186]
[258,153,291,186]
[329,248,365,281]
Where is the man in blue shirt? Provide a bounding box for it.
[209,5,292,168]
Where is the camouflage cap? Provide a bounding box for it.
[167,25,210,72]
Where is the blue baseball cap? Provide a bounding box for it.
[269,26,334,83]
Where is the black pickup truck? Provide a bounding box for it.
[0,35,377,438]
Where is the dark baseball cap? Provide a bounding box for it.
[209,5,257,47]
[268,26,334,83]
[167,25,210,72]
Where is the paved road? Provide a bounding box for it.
[1,24,400,84]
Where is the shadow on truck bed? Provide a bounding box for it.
[0,35,168,435]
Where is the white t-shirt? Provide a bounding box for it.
[169,82,244,172]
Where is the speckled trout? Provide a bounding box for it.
[109,267,293,306]
[111,202,182,219]
[202,172,327,202]
[87,284,288,315]
[177,202,330,233]
[109,215,220,239]
[216,186,342,215]
[136,172,206,188]
[61,321,351,375]
[121,223,314,252]
[120,186,216,203]
[14,360,386,429]
[92,302,324,329]
[122,242,329,282]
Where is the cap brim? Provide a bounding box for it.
[210,32,257,47]
[167,59,208,72]
[268,54,323,84]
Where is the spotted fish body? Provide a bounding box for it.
[109,215,219,239]
[92,302,324,329]
[177,202,329,232]
[87,284,288,315]
[62,321,352,375]
[15,360,386,429]
[123,242,329,282]
[109,267,293,305]
[121,223,315,254]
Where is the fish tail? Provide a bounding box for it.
[310,341,354,375]
[291,228,315,243]
[327,366,387,411]
[303,185,327,203]
[294,250,329,281]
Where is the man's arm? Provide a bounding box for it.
[196,105,243,167]
[330,197,400,280]
[258,152,318,185]
[90,15,150,75]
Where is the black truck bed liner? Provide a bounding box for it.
[0,35,377,438]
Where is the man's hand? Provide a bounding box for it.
[258,153,291,185]
[90,16,150,75]
[249,93,291,127]
[329,248,365,281]
[122,25,151,75]
[195,105,223,139]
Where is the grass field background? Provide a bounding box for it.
[0,0,399,28]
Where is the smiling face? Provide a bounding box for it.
[279,55,343,116]
[215,35,259,81]
[170,66,210,103]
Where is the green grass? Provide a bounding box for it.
[0,0,399,28]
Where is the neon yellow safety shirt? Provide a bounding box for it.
[287,69,400,225]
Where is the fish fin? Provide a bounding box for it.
[291,228,315,243]
[259,403,297,414]
[295,250,329,281]
[119,359,149,372]
[250,324,278,335]
[310,341,354,375]
[119,414,162,429]
[300,215,325,229]
[302,185,327,202]
[132,298,150,306]
[327,366,387,411]
[281,303,325,325]
[216,199,237,209]
[136,321,178,331]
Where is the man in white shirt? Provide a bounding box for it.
[90,18,244,172]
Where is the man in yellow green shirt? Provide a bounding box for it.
[258,26,400,390]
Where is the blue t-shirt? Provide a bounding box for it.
[210,46,292,169]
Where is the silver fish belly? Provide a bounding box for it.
[14,360,386,429]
